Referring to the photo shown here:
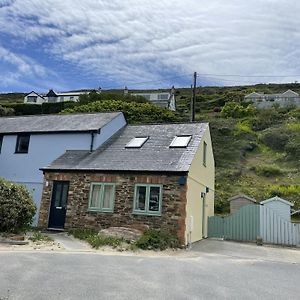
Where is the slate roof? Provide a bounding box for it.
[0,112,122,134]
[43,123,208,172]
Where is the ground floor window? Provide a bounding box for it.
[133,184,162,215]
[88,183,115,212]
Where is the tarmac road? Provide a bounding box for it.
[0,245,299,300]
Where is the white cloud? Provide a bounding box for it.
[0,0,300,88]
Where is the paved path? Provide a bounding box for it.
[190,239,300,264]
[46,232,92,252]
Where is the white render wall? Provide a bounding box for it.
[0,113,126,224]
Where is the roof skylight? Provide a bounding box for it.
[125,136,149,148]
[169,135,192,148]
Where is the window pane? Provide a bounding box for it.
[126,137,148,148]
[0,135,3,153]
[103,185,114,209]
[61,183,69,208]
[54,183,62,207]
[90,185,102,208]
[17,135,30,153]
[136,186,146,211]
[170,135,192,148]
[149,186,160,212]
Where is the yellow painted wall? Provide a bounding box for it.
[185,125,215,244]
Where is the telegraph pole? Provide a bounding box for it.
[191,71,197,122]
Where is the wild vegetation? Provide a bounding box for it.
[0,83,299,212]
[69,228,179,250]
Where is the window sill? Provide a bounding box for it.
[87,209,114,213]
[132,211,161,217]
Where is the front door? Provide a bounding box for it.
[48,181,69,229]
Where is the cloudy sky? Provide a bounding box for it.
[0,0,300,92]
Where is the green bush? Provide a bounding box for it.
[41,101,77,114]
[260,129,289,151]
[0,178,36,232]
[2,103,42,115]
[79,92,148,104]
[62,100,179,124]
[252,164,283,177]
[0,105,14,116]
[135,229,179,250]
[285,138,300,159]
[221,102,256,118]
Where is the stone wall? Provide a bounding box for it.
[38,172,188,244]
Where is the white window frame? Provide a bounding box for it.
[169,135,192,148]
[125,136,149,148]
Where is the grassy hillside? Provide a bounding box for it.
[1,83,299,211]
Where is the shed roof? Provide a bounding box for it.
[0,112,122,134]
[42,122,208,172]
[261,196,294,207]
[227,194,257,203]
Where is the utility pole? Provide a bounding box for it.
[191,71,197,122]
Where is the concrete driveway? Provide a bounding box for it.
[0,239,299,300]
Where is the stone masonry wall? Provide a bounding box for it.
[38,172,188,244]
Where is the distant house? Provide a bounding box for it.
[38,122,215,245]
[24,91,46,104]
[0,112,126,224]
[244,89,300,108]
[129,86,176,111]
[24,89,90,104]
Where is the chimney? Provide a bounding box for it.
[171,85,175,95]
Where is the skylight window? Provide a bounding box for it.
[126,137,149,148]
[169,135,192,148]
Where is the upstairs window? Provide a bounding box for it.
[169,135,192,148]
[15,134,30,153]
[0,135,3,153]
[203,141,207,167]
[125,136,149,148]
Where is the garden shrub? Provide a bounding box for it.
[135,229,179,250]
[0,178,36,232]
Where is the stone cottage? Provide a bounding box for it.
[38,123,215,245]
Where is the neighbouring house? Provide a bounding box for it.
[227,194,257,214]
[0,112,126,224]
[24,91,46,104]
[244,89,300,109]
[38,122,215,245]
[260,196,294,221]
[129,86,176,111]
[24,89,92,104]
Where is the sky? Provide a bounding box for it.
[0,0,300,92]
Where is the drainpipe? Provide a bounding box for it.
[90,132,95,152]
